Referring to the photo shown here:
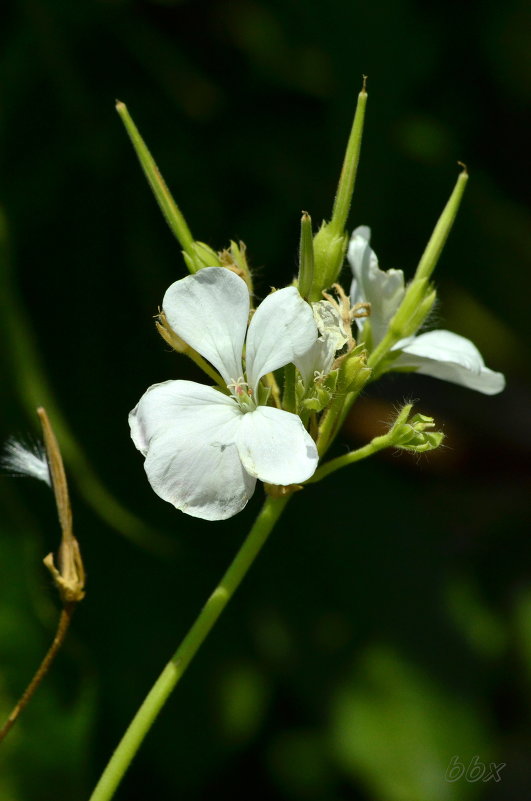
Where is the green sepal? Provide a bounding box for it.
[310,225,348,301]
[183,242,222,274]
[220,241,253,294]
[295,377,306,404]
[256,383,271,407]
[324,369,339,394]
[301,383,334,414]
[302,397,324,412]
[338,347,371,393]
[316,384,333,408]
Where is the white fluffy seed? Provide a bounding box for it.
[2,438,51,486]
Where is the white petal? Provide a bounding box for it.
[236,406,318,485]
[129,380,256,520]
[294,299,349,385]
[392,330,506,395]
[245,287,318,393]
[163,267,249,386]
[129,379,236,455]
[347,226,405,344]
[295,334,337,386]
[312,300,349,352]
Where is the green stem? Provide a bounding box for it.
[307,430,394,483]
[282,364,297,413]
[88,494,290,801]
[187,350,227,390]
[316,391,348,457]
[316,381,366,458]
[309,403,413,483]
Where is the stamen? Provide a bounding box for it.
[350,301,371,320]
[227,376,249,396]
[322,283,369,355]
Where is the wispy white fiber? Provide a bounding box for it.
[2,438,51,486]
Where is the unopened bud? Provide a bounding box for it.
[389,405,444,453]
[311,226,348,300]
[218,240,253,293]
[338,347,372,393]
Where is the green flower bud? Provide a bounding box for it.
[183,241,222,274]
[219,241,253,293]
[338,346,371,393]
[390,406,444,453]
[311,225,348,299]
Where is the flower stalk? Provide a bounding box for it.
[308,403,443,483]
[88,494,289,801]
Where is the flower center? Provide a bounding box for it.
[227,376,256,413]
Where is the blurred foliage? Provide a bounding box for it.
[0,0,530,800]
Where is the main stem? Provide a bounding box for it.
[88,494,290,801]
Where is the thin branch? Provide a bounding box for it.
[0,603,75,742]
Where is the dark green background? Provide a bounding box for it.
[0,1,529,799]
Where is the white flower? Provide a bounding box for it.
[348,227,506,395]
[295,300,349,386]
[129,267,319,520]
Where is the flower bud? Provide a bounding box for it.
[311,225,348,299]
[338,347,371,393]
[218,240,253,293]
[389,405,444,453]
